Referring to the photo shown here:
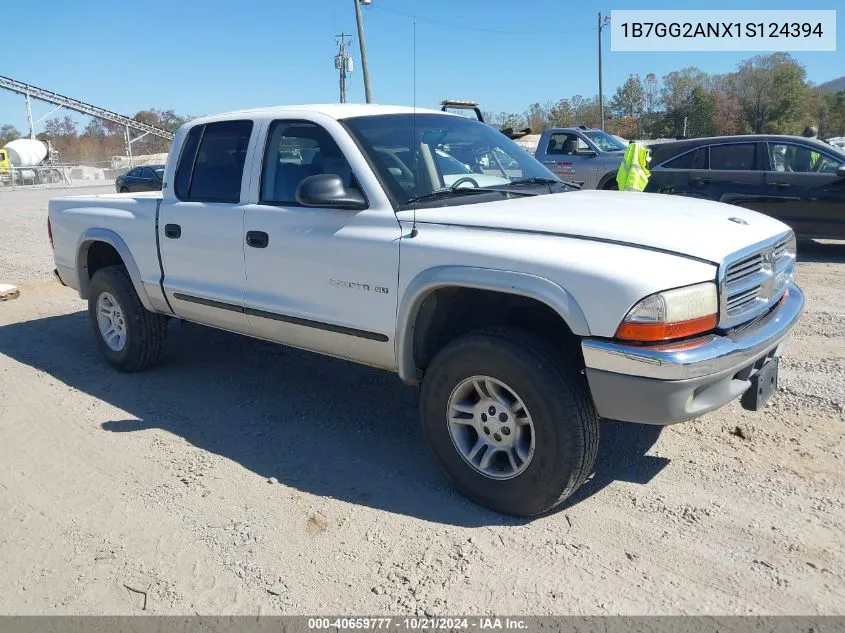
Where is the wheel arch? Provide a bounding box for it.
[75,228,154,311]
[598,169,619,190]
[396,266,590,383]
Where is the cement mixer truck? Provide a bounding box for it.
[0,138,63,186]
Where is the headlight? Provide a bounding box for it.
[616,282,718,342]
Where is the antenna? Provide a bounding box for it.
[410,19,418,238]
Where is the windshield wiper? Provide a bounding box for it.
[406,185,534,204]
[504,177,578,189]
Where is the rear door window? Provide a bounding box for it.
[175,120,253,202]
[709,143,757,171]
[663,147,706,169]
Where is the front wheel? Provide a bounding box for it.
[88,266,168,372]
[420,327,599,517]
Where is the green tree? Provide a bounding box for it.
[726,53,808,134]
[570,95,601,127]
[0,124,21,145]
[43,116,78,138]
[547,99,574,128]
[610,74,645,135]
[825,92,845,137]
[524,102,548,133]
[683,87,716,137]
[641,73,663,138]
[661,67,711,136]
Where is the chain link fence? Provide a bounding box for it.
[0,152,168,192]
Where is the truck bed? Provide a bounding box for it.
[49,191,162,298]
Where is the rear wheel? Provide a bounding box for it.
[119,186,129,193]
[88,266,167,372]
[420,327,599,516]
[602,177,619,190]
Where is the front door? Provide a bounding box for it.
[540,132,598,187]
[158,119,256,333]
[242,118,400,369]
[764,141,845,239]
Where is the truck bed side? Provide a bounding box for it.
[49,191,169,313]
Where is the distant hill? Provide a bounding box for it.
[818,76,845,93]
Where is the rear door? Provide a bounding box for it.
[123,168,142,191]
[689,142,767,213]
[539,132,598,187]
[647,145,705,196]
[138,167,158,191]
[763,141,845,238]
[158,119,257,333]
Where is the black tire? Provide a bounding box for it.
[602,177,619,190]
[88,266,167,372]
[119,186,129,193]
[420,327,599,517]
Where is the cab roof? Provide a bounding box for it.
[192,103,450,124]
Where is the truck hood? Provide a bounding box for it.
[408,190,791,263]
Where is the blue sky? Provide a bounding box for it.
[0,0,841,132]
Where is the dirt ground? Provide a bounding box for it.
[1,186,843,615]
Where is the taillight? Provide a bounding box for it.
[47,217,53,248]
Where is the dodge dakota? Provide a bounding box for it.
[49,104,804,516]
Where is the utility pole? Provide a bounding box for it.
[598,12,611,130]
[354,0,372,103]
[24,93,35,139]
[335,33,353,103]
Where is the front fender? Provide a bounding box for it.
[75,228,154,312]
[395,266,590,383]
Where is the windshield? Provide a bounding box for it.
[583,130,627,152]
[434,149,471,175]
[343,113,560,207]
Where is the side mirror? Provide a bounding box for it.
[837,165,845,179]
[295,174,367,210]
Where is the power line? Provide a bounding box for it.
[370,5,595,36]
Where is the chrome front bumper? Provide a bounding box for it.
[581,281,804,424]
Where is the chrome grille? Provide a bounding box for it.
[719,232,795,329]
[725,253,763,284]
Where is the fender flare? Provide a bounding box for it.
[75,228,154,312]
[395,266,590,383]
[597,169,619,190]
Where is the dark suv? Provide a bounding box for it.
[646,135,845,239]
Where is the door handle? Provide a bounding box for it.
[692,178,711,185]
[769,182,792,188]
[164,223,181,239]
[246,231,269,248]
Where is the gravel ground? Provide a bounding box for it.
[1,185,843,615]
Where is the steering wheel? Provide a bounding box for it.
[450,176,480,189]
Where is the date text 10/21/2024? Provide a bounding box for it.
[307,617,528,630]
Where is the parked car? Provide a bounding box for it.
[49,105,803,517]
[115,165,165,193]
[533,127,628,189]
[646,135,845,239]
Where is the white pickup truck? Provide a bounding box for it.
[49,104,804,516]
